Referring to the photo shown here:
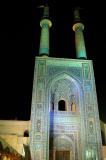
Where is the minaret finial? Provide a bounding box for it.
[74,7,80,22]
[43,4,49,18]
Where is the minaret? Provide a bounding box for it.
[39,5,52,56]
[72,8,87,59]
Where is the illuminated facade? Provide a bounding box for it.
[30,6,103,160]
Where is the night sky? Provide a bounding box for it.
[1,0,106,122]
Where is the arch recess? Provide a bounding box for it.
[47,73,82,112]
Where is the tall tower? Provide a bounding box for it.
[30,6,103,160]
[39,4,52,56]
[72,8,87,59]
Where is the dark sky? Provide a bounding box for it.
[1,0,106,122]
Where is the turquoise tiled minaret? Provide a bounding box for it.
[39,5,52,56]
[72,9,87,59]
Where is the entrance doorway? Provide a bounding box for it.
[55,150,70,160]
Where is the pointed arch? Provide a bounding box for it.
[54,134,75,149]
[54,135,75,159]
[48,72,82,89]
[47,73,83,112]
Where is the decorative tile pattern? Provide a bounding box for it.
[30,58,102,160]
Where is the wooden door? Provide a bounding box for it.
[55,151,70,160]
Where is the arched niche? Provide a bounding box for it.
[58,100,66,111]
[24,130,29,137]
[53,135,75,160]
[47,73,82,113]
